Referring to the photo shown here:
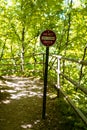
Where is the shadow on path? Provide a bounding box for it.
[0,76,86,130]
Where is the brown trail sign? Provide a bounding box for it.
[40,30,56,47]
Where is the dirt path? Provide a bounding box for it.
[0,76,86,130]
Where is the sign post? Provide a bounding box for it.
[40,30,56,119]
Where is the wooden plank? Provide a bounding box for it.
[60,73,87,95]
[51,54,87,66]
[62,57,87,66]
[54,85,87,125]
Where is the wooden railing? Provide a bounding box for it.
[50,55,87,125]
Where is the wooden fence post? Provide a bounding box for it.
[57,56,61,97]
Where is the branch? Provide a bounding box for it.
[79,44,87,84]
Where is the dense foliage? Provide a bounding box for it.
[0,0,87,128]
[0,0,87,66]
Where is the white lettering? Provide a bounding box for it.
[42,36,55,40]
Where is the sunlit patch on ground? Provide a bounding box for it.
[21,120,40,129]
[21,124,33,129]
[2,100,11,104]
[0,76,43,103]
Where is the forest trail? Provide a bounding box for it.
[0,76,83,130]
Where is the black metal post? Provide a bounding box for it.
[42,47,49,119]
[43,53,45,77]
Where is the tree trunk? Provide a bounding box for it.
[20,27,25,72]
[62,0,72,84]
[0,40,6,61]
[79,44,87,84]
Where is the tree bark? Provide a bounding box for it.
[0,40,6,61]
[20,27,25,72]
[79,44,87,84]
